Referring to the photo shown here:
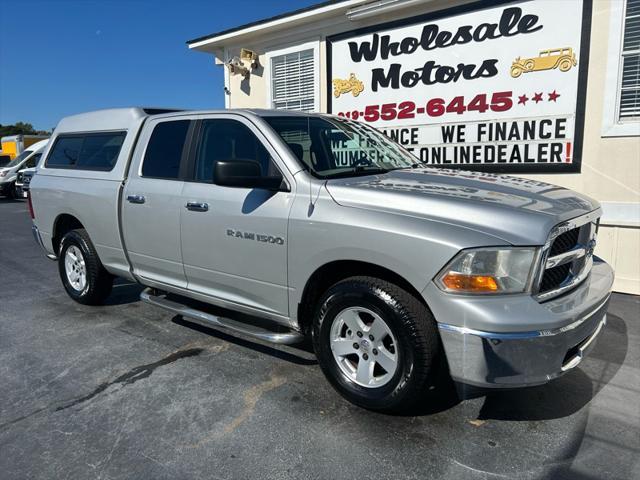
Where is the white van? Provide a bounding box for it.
[0,139,48,199]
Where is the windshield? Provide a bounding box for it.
[4,150,33,169]
[263,115,420,178]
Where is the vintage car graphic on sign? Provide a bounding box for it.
[332,73,365,98]
[511,47,578,78]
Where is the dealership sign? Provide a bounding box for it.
[327,0,591,173]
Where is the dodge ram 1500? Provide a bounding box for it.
[29,108,613,411]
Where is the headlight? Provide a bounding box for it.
[0,171,7,177]
[435,247,539,294]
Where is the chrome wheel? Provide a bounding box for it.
[330,306,398,388]
[64,245,87,292]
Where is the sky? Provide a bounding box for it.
[0,0,319,130]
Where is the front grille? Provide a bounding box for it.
[539,226,581,293]
[535,214,599,301]
[540,263,571,292]
[549,228,580,256]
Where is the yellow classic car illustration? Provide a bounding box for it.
[332,73,365,98]
[511,47,578,78]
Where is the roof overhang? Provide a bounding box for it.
[187,0,367,52]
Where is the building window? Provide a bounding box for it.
[603,0,640,136]
[620,0,640,120]
[267,41,319,112]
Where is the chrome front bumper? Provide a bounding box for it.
[430,258,613,388]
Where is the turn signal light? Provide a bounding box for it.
[441,273,499,292]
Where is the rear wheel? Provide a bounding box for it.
[58,229,113,305]
[312,276,440,412]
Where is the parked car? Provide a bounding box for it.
[0,139,48,198]
[29,108,613,412]
[15,167,36,198]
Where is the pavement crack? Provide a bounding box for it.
[0,406,50,430]
[55,347,204,412]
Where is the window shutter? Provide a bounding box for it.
[271,49,316,112]
[620,0,640,120]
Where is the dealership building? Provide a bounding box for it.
[187,0,640,294]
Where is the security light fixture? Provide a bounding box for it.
[225,56,250,78]
[240,48,259,68]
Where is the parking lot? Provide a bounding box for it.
[0,198,638,480]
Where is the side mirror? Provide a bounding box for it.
[214,160,286,191]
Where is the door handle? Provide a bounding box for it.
[186,202,209,212]
[127,194,145,204]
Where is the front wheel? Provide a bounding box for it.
[58,229,113,305]
[312,276,440,412]
[5,182,16,199]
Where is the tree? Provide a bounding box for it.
[0,122,51,137]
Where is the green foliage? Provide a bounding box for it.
[0,122,51,136]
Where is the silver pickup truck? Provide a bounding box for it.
[29,108,613,411]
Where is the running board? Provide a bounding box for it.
[140,288,304,345]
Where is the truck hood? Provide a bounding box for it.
[325,168,600,245]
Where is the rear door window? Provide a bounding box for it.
[46,132,125,171]
[141,120,190,180]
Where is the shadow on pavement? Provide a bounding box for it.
[104,280,145,306]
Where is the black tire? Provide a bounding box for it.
[312,276,440,412]
[58,229,113,305]
[5,182,16,199]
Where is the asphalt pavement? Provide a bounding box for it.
[1,198,638,480]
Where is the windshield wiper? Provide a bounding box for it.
[323,166,390,179]
[389,162,427,171]
[353,165,389,174]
